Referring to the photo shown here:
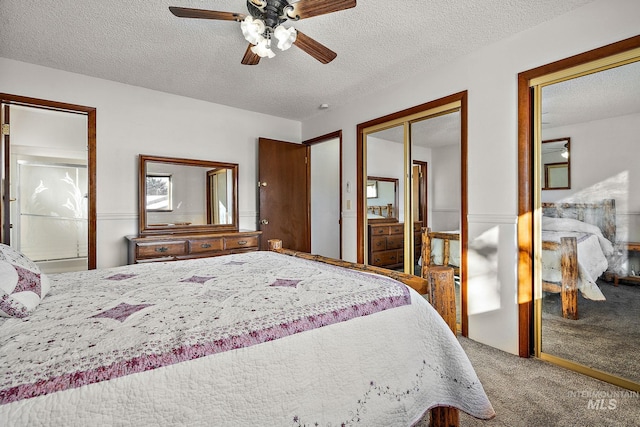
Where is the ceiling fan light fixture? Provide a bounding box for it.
[274,25,297,51]
[251,38,276,58]
[241,16,266,45]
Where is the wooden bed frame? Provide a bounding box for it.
[420,228,460,277]
[268,235,460,427]
[541,199,616,320]
[367,203,395,218]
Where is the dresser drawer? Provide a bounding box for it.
[370,236,387,251]
[371,225,390,235]
[188,238,224,254]
[136,241,187,259]
[389,225,403,235]
[386,235,404,249]
[370,250,401,267]
[225,235,259,250]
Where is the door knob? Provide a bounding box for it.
[260,219,269,225]
[258,181,268,187]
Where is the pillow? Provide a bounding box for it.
[0,244,50,318]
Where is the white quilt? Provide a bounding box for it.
[0,251,494,426]
[542,217,613,300]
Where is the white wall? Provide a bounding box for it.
[543,112,640,242]
[430,144,461,231]
[301,0,640,354]
[367,136,404,219]
[0,58,301,268]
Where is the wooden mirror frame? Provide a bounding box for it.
[541,137,571,190]
[366,176,399,223]
[139,154,239,235]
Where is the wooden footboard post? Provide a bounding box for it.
[427,266,459,427]
[267,239,283,252]
[421,227,432,279]
[560,237,578,320]
[427,266,457,333]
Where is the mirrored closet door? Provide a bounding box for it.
[532,49,640,390]
[357,92,468,334]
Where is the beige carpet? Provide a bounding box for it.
[416,337,640,427]
[541,280,640,383]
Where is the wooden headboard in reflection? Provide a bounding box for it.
[541,198,616,242]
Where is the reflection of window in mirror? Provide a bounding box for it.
[541,138,570,190]
[146,174,172,211]
[366,180,378,198]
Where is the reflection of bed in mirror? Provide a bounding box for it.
[420,229,460,276]
[541,199,618,319]
[367,203,395,220]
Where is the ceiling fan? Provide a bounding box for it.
[169,0,356,65]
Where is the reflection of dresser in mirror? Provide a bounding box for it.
[368,222,422,270]
[127,154,261,264]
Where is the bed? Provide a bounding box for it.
[0,238,494,426]
[541,199,619,319]
[368,204,395,219]
[420,229,460,277]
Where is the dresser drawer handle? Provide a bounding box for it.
[237,240,248,245]
[155,247,169,253]
[200,243,212,249]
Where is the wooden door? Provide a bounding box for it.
[258,138,310,251]
[413,160,428,226]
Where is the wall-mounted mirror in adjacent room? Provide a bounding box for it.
[366,176,398,222]
[541,137,570,190]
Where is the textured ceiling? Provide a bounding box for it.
[372,60,640,148]
[0,0,600,121]
[542,60,640,129]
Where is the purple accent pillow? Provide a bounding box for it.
[0,244,50,318]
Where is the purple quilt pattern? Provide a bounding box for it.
[0,251,410,404]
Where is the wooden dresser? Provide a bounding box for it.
[368,222,422,270]
[126,230,261,264]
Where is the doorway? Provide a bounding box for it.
[0,94,96,271]
[306,131,342,259]
[257,132,342,258]
[517,36,640,390]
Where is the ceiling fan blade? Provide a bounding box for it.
[169,7,246,22]
[287,0,356,20]
[293,31,337,64]
[241,44,261,65]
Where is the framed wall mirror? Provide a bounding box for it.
[541,137,570,190]
[139,155,238,235]
[366,176,398,222]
